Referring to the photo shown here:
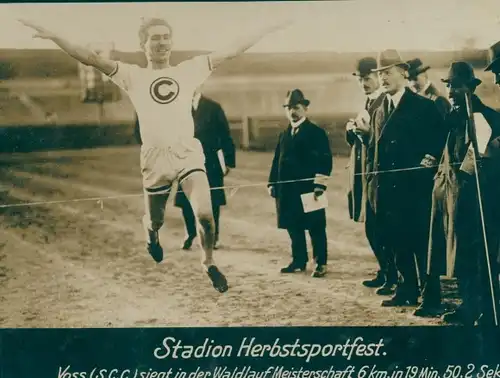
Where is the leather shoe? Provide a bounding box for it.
[280,263,306,274]
[376,283,397,296]
[362,271,385,288]
[312,265,327,278]
[413,302,442,317]
[381,295,418,307]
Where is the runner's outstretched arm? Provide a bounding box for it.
[209,19,294,70]
[18,19,116,76]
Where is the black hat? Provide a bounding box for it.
[407,58,430,80]
[352,57,377,77]
[283,89,310,108]
[441,61,482,87]
[372,49,410,72]
[485,41,500,72]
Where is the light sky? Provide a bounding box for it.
[1,0,500,53]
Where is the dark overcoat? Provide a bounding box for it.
[427,96,500,278]
[366,87,448,249]
[268,119,333,230]
[422,83,452,119]
[174,96,236,209]
[346,92,387,222]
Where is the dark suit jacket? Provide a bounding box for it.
[174,95,236,208]
[268,119,333,230]
[345,91,386,222]
[422,82,452,119]
[367,87,448,243]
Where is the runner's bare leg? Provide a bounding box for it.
[180,171,228,292]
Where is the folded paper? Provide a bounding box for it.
[301,192,328,213]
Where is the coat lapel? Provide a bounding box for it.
[377,87,412,142]
[289,118,308,139]
[367,92,386,115]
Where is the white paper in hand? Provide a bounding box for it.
[301,192,328,213]
[473,112,492,155]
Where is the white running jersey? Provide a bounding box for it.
[107,55,213,147]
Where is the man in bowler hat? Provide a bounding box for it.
[175,89,236,250]
[415,61,500,326]
[268,89,333,278]
[485,41,500,87]
[407,58,451,118]
[346,57,398,292]
[368,49,448,307]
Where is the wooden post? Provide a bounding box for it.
[241,114,250,150]
[251,117,260,140]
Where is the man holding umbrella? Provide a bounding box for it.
[415,61,500,326]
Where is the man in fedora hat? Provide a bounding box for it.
[407,58,451,118]
[367,49,448,307]
[268,89,333,278]
[485,41,500,87]
[346,57,397,292]
[415,61,500,326]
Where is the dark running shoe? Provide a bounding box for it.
[207,265,228,293]
[147,229,163,263]
[181,235,195,251]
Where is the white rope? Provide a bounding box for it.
[0,160,466,210]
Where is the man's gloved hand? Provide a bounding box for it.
[420,154,437,168]
[313,187,324,200]
[268,186,276,198]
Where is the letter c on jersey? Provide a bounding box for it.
[150,77,180,104]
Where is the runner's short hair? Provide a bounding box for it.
[138,17,172,49]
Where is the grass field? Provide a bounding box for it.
[0,147,460,327]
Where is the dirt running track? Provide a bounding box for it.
[0,146,456,327]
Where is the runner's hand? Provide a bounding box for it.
[18,19,56,40]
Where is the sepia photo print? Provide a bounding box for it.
[1,0,500,328]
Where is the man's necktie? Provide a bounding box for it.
[386,96,394,116]
[365,98,374,111]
